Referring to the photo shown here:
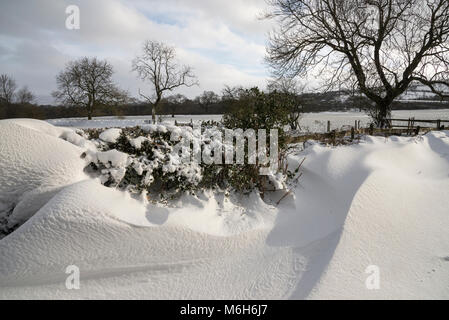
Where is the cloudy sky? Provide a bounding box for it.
[0,0,275,104]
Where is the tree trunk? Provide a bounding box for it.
[379,105,387,128]
[152,105,156,124]
[377,102,391,128]
[87,107,93,120]
[152,97,161,124]
[87,97,93,120]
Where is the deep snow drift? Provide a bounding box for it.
[0,119,449,299]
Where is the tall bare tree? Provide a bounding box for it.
[166,93,187,117]
[53,57,128,120]
[16,86,35,105]
[132,40,198,123]
[0,74,17,105]
[221,85,244,102]
[196,90,220,113]
[267,77,304,130]
[266,0,449,127]
[267,77,305,94]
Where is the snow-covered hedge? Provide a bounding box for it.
[81,123,294,201]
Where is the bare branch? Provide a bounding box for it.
[0,74,17,105]
[16,86,35,105]
[266,0,449,126]
[132,40,198,123]
[53,57,129,120]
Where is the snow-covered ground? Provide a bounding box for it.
[46,109,449,133]
[1,118,449,299]
[47,115,224,129]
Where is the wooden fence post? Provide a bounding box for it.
[407,118,411,136]
[437,119,441,130]
[369,123,374,135]
[327,121,331,133]
[351,127,355,140]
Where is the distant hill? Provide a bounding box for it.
[300,82,449,112]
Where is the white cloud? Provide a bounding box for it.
[0,0,273,104]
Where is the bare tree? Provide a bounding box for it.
[16,86,35,105]
[267,77,304,130]
[166,93,187,117]
[267,77,305,94]
[53,57,128,120]
[266,0,449,127]
[196,90,220,113]
[132,40,198,123]
[0,74,17,105]
[221,85,244,102]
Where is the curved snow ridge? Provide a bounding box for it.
[0,119,90,231]
[0,180,299,299]
[1,118,70,137]
[164,190,277,237]
[288,131,449,299]
[307,170,449,299]
[1,118,97,151]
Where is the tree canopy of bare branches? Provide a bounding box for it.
[53,57,128,120]
[221,85,245,102]
[166,93,187,117]
[267,76,305,94]
[196,90,220,113]
[267,77,304,129]
[16,86,35,105]
[132,40,198,123]
[0,74,17,105]
[266,0,449,126]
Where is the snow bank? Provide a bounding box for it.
[277,132,449,299]
[129,136,150,149]
[0,181,286,299]
[1,119,449,299]
[99,128,122,143]
[92,149,129,168]
[59,130,97,151]
[0,119,89,233]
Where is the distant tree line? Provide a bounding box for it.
[1,78,447,122]
[0,74,37,119]
[2,32,449,124]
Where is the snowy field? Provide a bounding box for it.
[47,109,449,132]
[1,118,449,299]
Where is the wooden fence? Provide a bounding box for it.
[288,117,449,145]
[165,117,448,145]
[389,118,449,131]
